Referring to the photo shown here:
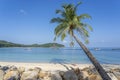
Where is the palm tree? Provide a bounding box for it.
[50,2,111,80]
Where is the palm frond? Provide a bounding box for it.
[61,33,66,41]
[78,14,92,20]
[70,41,74,46]
[54,36,57,41]
[83,23,93,31]
[50,17,64,23]
[56,9,63,14]
[74,2,82,12]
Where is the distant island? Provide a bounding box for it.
[0,40,64,48]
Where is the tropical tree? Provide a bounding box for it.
[50,2,111,80]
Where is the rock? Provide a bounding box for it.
[0,70,5,80]
[59,71,64,77]
[72,68,85,80]
[82,71,89,80]
[1,66,9,71]
[39,71,62,80]
[21,70,38,80]
[77,72,84,80]
[5,66,18,74]
[4,70,20,80]
[51,74,62,80]
[89,74,97,80]
[50,71,62,80]
[62,70,78,80]
[83,67,98,75]
[73,68,81,75]
[88,74,102,80]
[38,71,49,79]
[9,65,18,71]
[88,68,97,75]
[82,67,102,80]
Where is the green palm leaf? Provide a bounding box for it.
[50,2,92,45]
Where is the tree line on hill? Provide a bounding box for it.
[0,40,64,48]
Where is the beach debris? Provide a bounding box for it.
[107,73,118,80]
[34,67,42,73]
[18,67,25,75]
[113,72,120,80]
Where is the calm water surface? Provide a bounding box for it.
[0,47,120,64]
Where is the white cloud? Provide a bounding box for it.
[19,9,27,15]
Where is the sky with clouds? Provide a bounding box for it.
[0,0,120,47]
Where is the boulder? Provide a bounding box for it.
[50,71,62,80]
[4,70,20,80]
[38,71,49,79]
[62,70,78,80]
[1,66,9,71]
[21,70,38,80]
[73,68,84,80]
[82,71,89,80]
[9,65,18,71]
[88,74,102,80]
[88,74,97,80]
[73,68,81,75]
[82,67,102,80]
[0,70,5,80]
[59,71,64,77]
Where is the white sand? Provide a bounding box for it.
[0,62,119,71]
[0,62,92,71]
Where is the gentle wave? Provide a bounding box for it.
[0,47,120,64]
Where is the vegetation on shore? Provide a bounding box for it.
[0,40,64,48]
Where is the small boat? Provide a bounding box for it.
[94,48,100,51]
[24,48,32,51]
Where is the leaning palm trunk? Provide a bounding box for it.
[73,34,111,80]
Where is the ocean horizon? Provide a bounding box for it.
[0,47,120,64]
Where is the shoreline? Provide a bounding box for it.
[0,61,120,71]
[0,61,92,71]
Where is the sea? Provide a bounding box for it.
[0,47,120,64]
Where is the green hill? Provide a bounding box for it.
[0,40,64,48]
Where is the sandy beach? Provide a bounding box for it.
[0,61,92,71]
[0,61,119,71]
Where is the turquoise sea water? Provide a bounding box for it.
[0,47,120,64]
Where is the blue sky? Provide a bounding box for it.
[0,0,120,47]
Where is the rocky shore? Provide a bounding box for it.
[0,64,120,80]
